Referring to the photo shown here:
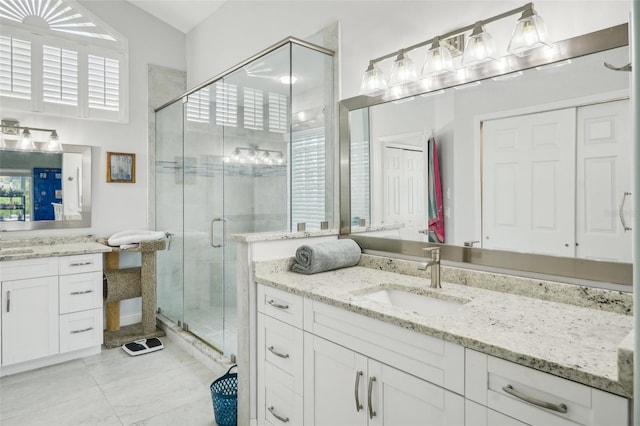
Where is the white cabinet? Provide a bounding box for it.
[2,275,59,365]
[465,349,630,426]
[256,283,465,426]
[304,334,464,426]
[0,253,103,374]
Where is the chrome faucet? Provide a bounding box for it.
[418,247,441,289]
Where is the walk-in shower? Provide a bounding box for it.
[154,38,334,356]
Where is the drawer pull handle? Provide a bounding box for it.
[502,385,568,414]
[267,299,289,310]
[69,261,93,267]
[354,371,363,411]
[71,327,94,334]
[268,346,290,359]
[268,406,289,423]
[368,376,377,419]
[70,290,94,295]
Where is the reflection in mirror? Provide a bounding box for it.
[349,44,630,263]
[0,144,92,230]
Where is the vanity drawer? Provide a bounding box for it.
[59,271,103,314]
[306,299,465,394]
[59,308,103,353]
[261,361,303,426]
[58,253,102,275]
[257,285,303,328]
[0,257,58,281]
[258,313,303,395]
[465,349,630,426]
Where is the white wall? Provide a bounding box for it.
[186,1,631,99]
[2,0,186,239]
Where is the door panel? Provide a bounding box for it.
[576,99,631,262]
[483,108,576,256]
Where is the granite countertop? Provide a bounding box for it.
[0,235,111,261]
[254,255,634,398]
[231,229,339,243]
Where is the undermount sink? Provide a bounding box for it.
[0,247,35,255]
[362,288,466,316]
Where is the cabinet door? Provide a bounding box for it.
[2,276,59,365]
[368,359,465,426]
[304,333,367,426]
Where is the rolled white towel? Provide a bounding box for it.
[292,239,361,275]
[107,230,166,247]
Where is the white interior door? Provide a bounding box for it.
[482,108,576,256]
[382,146,426,240]
[576,99,631,262]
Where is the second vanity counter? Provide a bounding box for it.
[254,255,633,398]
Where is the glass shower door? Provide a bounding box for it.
[182,84,226,351]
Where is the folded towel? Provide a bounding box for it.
[292,239,361,275]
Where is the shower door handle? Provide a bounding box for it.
[210,218,225,248]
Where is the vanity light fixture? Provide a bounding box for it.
[507,3,551,57]
[387,50,418,88]
[421,37,456,77]
[359,62,388,96]
[224,146,285,165]
[461,22,497,68]
[0,119,62,152]
[357,2,552,96]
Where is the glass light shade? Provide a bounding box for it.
[16,129,34,150]
[359,63,387,96]
[507,11,551,57]
[44,130,63,152]
[387,51,417,88]
[461,24,497,68]
[421,39,455,77]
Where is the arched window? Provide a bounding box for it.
[0,0,129,122]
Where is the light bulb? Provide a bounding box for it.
[359,62,387,96]
[421,38,455,78]
[461,22,497,68]
[16,128,34,151]
[45,130,63,152]
[508,6,551,57]
[388,51,417,88]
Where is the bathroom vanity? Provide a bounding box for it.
[253,255,632,425]
[0,236,110,376]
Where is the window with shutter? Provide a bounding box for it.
[291,128,327,229]
[186,87,210,123]
[0,0,128,121]
[243,87,263,130]
[88,54,119,111]
[42,44,78,106]
[0,35,31,100]
[268,92,288,133]
[216,82,237,127]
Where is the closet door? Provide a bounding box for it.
[576,99,631,262]
[482,108,576,257]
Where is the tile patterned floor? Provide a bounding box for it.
[0,339,228,425]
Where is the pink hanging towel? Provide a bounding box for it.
[428,137,445,243]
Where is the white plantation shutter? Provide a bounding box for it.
[351,139,370,224]
[268,92,288,133]
[0,36,31,99]
[243,87,263,130]
[216,82,237,127]
[186,87,210,123]
[88,54,119,111]
[43,44,78,106]
[291,128,326,229]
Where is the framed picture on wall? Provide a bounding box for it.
[107,152,136,183]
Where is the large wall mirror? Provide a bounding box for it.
[340,24,632,285]
[0,144,92,230]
